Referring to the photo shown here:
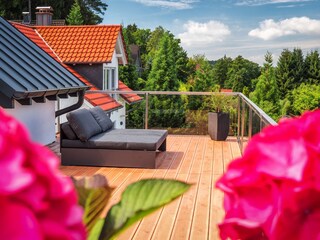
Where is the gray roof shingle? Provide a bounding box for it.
[0,17,88,107]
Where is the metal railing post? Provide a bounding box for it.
[145,93,149,129]
[237,95,241,141]
[241,99,246,154]
[248,108,252,140]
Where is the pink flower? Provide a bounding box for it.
[216,110,320,240]
[0,108,85,240]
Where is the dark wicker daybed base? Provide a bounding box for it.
[60,129,168,169]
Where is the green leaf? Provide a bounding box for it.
[88,219,104,240]
[98,179,191,240]
[72,175,114,233]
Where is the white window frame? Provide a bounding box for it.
[103,67,117,97]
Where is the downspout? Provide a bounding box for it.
[55,90,85,117]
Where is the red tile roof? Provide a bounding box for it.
[118,81,143,104]
[11,22,122,112]
[220,88,233,93]
[35,25,124,64]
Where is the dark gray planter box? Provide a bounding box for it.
[208,112,230,141]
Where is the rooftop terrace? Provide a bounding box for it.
[49,91,275,239]
[50,135,241,240]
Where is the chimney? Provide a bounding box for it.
[22,12,31,24]
[35,6,53,26]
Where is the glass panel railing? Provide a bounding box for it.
[87,90,277,154]
[237,93,277,153]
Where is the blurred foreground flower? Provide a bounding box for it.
[0,108,85,240]
[216,109,320,240]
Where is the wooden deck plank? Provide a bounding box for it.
[118,135,186,240]
[56,135,241,240]
[149,137,193,240]
[190,172,211,239]
[222,141,233,173]
[209,174,225,240]
[130,138,187,240]
[213,141,224,175]
[170,173,200,240]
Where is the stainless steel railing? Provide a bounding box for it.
[87,90,277,154]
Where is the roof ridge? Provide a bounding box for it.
[35,24,122,28]
[34,28,64,63]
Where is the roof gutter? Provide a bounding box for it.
[55,90,85,117]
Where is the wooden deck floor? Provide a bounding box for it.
[56,135,241,240]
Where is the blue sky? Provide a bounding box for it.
[103,0,320,65]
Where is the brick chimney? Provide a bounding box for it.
[35,6,53,26]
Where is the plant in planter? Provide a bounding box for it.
[204,93,236,141]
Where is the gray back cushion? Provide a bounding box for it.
[67,108,102,142]
[61,122,78,140]
[89,106,113,132]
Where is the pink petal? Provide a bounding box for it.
[0,146,34,193]
[0,197,42,240]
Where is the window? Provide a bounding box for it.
[103,67,117,98]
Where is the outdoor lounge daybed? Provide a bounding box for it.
[60,107,168,168]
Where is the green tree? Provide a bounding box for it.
[66,0,84,25]
[225,56,260,92]
[146,33,185,128]
[250,52,280,120]
[172,38,190,83]
[186,55,216,110]
[276,48,306,99]
[290,48,305,86]
[291,83,320,115]
[212,55,232,87]
[77,0,107,24]
[305,50,320,85]
[276,49,294,99]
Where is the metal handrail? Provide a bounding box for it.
[86,90,277,154]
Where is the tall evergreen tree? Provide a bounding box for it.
[250,52,280,120]
[187,55,216,110]
[77,0,107,24]
[66,0,84,25]
[290,48,305,87]
[276,49,294,99]
[146,33,179,91]
[225,56,260,92]
[146,33,185,128]
[212,55,232,87]
[305,50,320,85]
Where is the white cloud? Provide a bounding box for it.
[178,20,231,46]
[236,0,313,6]
[248,17,320,40]
[133,0,197,9]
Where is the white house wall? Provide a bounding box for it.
[6,100,56,145]
[104,50,126,129]
[104,49,119,90]
[110,108,126,129]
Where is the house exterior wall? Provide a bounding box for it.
[56,96,80,127]
[110,108,125,129]
[104,50,126,129]
[71,64,103,89]
[61,50,127,130]
[6,100,56,145]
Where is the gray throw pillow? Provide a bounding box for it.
[67,108,102,142]
[89,106,113,132]
[61,122,78,140]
